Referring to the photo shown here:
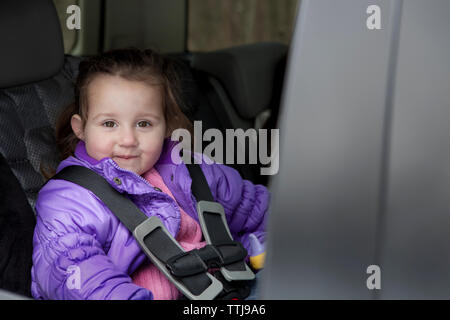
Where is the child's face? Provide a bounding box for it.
[71,74,167,175]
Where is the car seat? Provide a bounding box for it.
[190,43,288,185]
[0,0,81,297]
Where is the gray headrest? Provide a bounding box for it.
[0,0,65,88]
[192,42,288,120]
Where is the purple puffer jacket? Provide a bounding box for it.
[31,139,269,300]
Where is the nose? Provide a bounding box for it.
[118,127,138,147]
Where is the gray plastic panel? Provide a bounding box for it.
[261,0,402,299]
[263,0,450,299]
[378,0,450,299]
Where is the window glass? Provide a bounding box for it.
[188,0,299,52]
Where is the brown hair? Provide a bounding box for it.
[43,48,193,178]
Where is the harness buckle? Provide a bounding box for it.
[197,200,255,282]
[133,216,223,300]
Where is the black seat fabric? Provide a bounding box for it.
[0,56,82,209]
[168,53,224,132]
[0,0,80,297]
[169,54,264,184]
[0,0,80,209]
[190,43,288,185]
[0,153,35,297]
[191,42,288,130]
[0,55,81,297]
[0,0,64,88]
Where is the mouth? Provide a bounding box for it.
[114,155,139,160]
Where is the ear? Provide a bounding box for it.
[71,114,85,140]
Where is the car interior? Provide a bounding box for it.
[0,0,291,298]
[2,0,450,301]
[262,0,450,299]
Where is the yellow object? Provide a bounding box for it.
[249,252,266,270]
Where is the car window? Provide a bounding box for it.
[51,0,299,55]
[187,0,299,51]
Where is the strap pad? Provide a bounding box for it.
[197,200,255,281]
[133,217,223,299]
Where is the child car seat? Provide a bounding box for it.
[0,0,81,297]
[190,43,288,185]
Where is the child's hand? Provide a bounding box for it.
[248,233,266,271]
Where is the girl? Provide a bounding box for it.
[31,48,268,300]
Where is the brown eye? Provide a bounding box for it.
[103,121,116,128]
[137,121,151,128]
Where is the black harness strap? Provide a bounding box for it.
[53,166,220,299]
[186,162,255,279]
[185,161,215,202]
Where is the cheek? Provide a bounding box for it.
[143,136,165,160]
[149,139,165,154]
[85,132,114,160]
